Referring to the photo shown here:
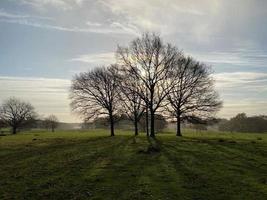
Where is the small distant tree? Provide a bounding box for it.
[44,115,59,132]
[92,115,123,129]
[230,113,247,132]
[248,116,267,132]
[154,114,168,132]
[139,113,167,133]
[218,119,231,132]
[70,65,120,136]
[0,97,37,134]
[190,123,208,132]
[81,120,94,130]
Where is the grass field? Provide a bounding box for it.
[0,129,267,200]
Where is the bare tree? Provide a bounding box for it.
[70,65,120,136]
[166,56,222,136]
[118,73,145,136]
[44,115,59,132]
[117,33,180,137]
[0,97,37,134]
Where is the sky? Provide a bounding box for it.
[0,0,267,122]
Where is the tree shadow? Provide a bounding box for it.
[137,136,162,154]
[160,138,267,200]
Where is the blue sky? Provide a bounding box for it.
[0,0,267,122]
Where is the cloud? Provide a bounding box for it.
[190,49,267,67]
[213,72,267,118]
[0,18,139,35]
[0,10,31,18]
[109,21,139,36]
[0,7,138,35]
[99,0,220,36]
[0,18,79,32]
[20,0,94,11]
[20,0,73,11]
[213,72,267,90]
[86,21,102,27]
[70,52,115,65]
[0,9,53,20]
[0,76,78,122]
[218,99,267,119]
[7,0,267,45]
[97,0,267,51]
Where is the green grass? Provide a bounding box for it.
[0,129,267,200]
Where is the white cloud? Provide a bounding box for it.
[191,52,249,66]
[0,10,29,18]
[213,72,267,90]
[219,100,267,119]
[0,8,137,35]
[213,72,267,118]
[0,18,78,32]
[20,0,73,11]
[74,0,86,6]
[20,0,94,11]
[95,0,267,52]
[86,21,102,27]
[99,0,220,36]
[190,49,267,67]
[0,18,138,35]
[70,52,115,64]
[0,9,53,20]
[109,21,139,36]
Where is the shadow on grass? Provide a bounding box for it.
[161,137,267,200]
[1,134,267,200]
[136,136,161,155]
[0,136,131,199]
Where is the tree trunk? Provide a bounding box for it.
[150,110,155,137]
[52,127,54,132]
[176,116,182,136]
[134,121,138,136]
[134,115,138,136]
[145,104,149,136]
[109,112,115,136]
[149,88,155,137]
[12,126,17,134]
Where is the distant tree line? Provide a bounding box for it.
[71,33,222,137]
[43,115,59,132]
[218,113,267,133]
[82,113,167,133]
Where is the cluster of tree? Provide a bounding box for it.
[71,33,222,137]
[218,113,267,133]
[42,115,59,132]
[188,123,208,132]
[0,97,59,134]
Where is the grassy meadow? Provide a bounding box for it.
[0,129,267,200]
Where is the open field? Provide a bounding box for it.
[0,130,267,200]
